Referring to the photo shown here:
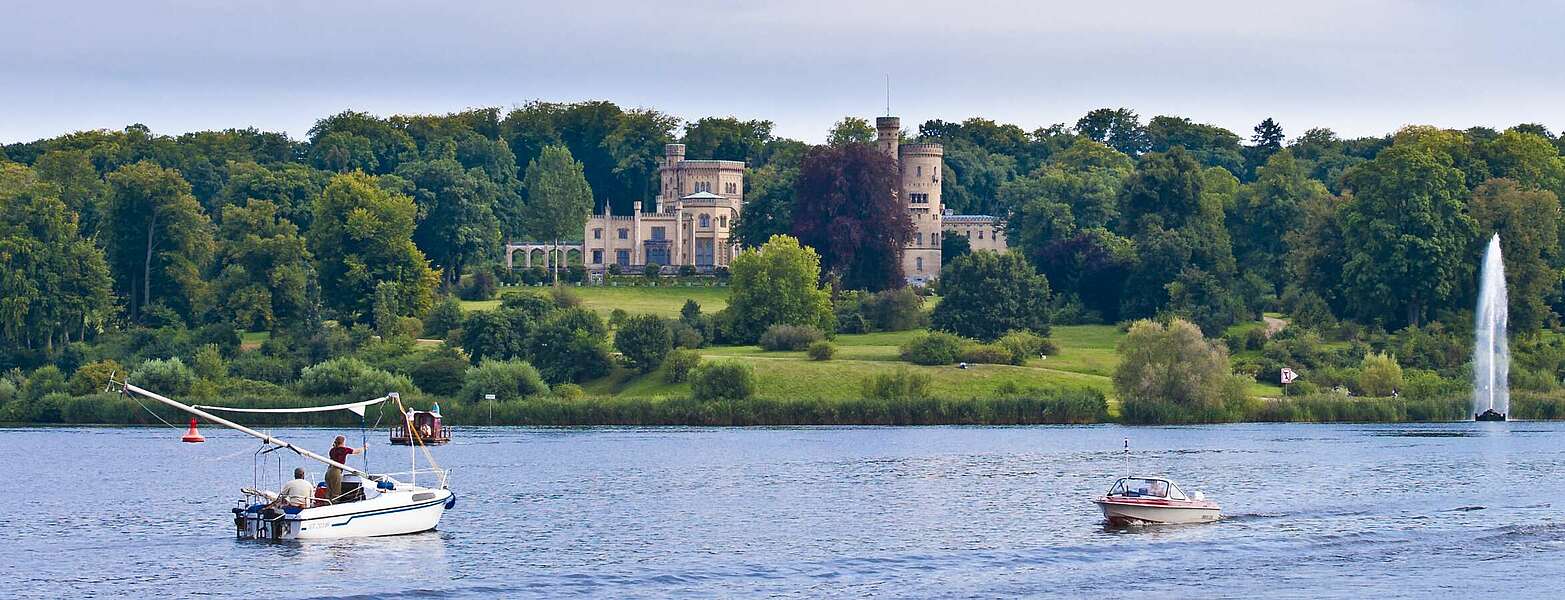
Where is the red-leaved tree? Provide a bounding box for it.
[790,143,912,291]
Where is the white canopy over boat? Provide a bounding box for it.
[113,381,453,540]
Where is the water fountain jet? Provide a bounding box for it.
[1474,234,1508,421]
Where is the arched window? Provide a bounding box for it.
[915,257,924,272]
[719,215,728,228]
[699,214,711,228]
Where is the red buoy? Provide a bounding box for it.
[181,418,205,443]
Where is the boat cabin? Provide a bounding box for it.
[390,410,450,446]
[1107,477,1190,501]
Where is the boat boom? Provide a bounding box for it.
[113,380,391,483]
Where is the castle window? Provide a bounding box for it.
[725,182,737,194]
[910,193,929,205]
[917,165,922,176]
[618,228,629,240]
[700,214,710,228]
[978,230,985,240]
[615,250,630,266]
[915,257,924,272]
[651,227,666,241]
[932,233,939,246]
[915,232,923,246]
[720,215,728,228]
[592,249,603,264]
[593,228,602,240]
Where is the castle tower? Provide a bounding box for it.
[876,116,900,159]
[899,141,944,283]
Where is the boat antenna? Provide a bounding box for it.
[1124,438,1131,478]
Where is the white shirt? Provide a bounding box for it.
[279,478,314,505]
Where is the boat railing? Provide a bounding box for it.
[376,467,452,489]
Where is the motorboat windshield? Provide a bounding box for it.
[1108,477,1186,500]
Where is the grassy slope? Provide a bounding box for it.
[458,285,1283,402]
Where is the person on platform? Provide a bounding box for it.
[276,468,313,508]
[326,435,366,501]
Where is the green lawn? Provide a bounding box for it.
[462,284,730,318]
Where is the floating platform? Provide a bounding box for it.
[1475,409,1507,422]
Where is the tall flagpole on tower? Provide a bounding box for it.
[885,74,891,116]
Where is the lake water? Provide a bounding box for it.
[4,423,1563,598]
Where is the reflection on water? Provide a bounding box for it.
[5,422,1565,597]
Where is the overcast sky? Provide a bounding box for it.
[4,0,1562,144]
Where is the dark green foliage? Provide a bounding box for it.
[758,324,825,351]
[997,330,1048,365]
[941,232,971,265]
[664,349,701,383]
[410,354,469,396]
[460,309,533,363]
[527,311,612,384]
[458,271,498,301]
[423,296,465,338]
[643,263,661,278]
[296,357,416,398]
[930,251,1050,341]
[230,353,295,384]
[900,332,965,365]
[690,361,756,401]
[615,314,673,372]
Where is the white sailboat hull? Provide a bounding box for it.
[237,488,453,540]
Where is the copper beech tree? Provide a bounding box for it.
[790,142,911,292]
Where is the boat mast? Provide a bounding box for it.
[115,380,387,482]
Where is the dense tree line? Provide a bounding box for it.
[5,101,1565,376]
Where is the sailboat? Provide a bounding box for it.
[112,380,455,540]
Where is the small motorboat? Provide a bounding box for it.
[1475,409,1506,422]
[1094,476,1220,526]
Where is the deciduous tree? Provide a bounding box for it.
[790,143,910,291]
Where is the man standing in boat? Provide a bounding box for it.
[326,435,366,502]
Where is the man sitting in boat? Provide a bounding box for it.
[275,468,314,508]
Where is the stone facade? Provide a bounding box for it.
[874,116,1007,284]
[943,212,1007,253]
[505,118,1007,278]
[582,143,744,271]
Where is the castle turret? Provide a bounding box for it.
[665,143,686,162]
[876,116,900,159]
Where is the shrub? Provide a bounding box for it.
[192,344,227,380]
[461,359,548,403]
[550,286,583,309]
[960,343,1013,365]
[553,383,585,400]
[565,265,587,283]
[23,365,69,401]
[461,308,534,363]
[499,290,556,318]
[608,308,629,328]
[68,359,125,396]
[129,358,196,397]
[691,361,756,401]
[1113,319,1247,422]
[644,263,662,278]
[899,332,964,365]
[678,265,697,277]
[680,299,702,323]
[669,320,705,349]
[1357,352,1404,397]
[931,251,1050,341]
[997,330,1047,365]
[759,324,825,351]
[726,235,834,343]
[423,296,465,338]
[615,314,673,372]
[807,341,836,361]
[665,349,701,383]
[862,287,926,331]
[607,263,622,276]
[458,271,498,301]
[410,354,469,396]
[527,312,613,384]
[862,367,932,400]
[297,357,416,399]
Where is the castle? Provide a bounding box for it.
[503,115,1006,283]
